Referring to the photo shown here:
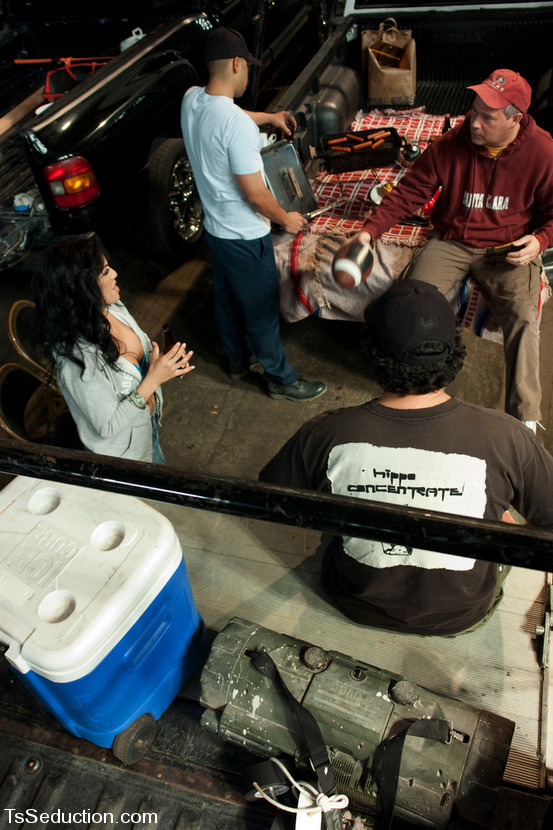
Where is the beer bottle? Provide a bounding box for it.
[162,324,177,354]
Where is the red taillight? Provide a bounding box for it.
[44,156,99,208]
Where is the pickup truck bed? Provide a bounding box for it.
[276,2,553,168]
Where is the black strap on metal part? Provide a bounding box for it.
[248,648,342,830]
[377,718,452,830]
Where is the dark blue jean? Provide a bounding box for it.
[204,230,298,386]
[151,415,165,465]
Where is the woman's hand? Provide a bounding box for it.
[148,340,195,383]
[155,340,195,379]
[136,341,195,410]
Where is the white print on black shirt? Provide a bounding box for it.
[327,443,486,571]
[462,191,510,210]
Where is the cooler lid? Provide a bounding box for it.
[0,476,182,681]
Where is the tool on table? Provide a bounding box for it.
[303,196,348,221]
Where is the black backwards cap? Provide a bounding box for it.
[204,26,262,66]
[366,280,456,366]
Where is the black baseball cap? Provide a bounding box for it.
[366,280,456,366]
[204,26,262,66]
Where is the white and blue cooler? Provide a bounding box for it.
[0,476,207,762]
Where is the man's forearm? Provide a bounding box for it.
[244,110,269,126]
[246,187,289,225]
[244,109,295,137]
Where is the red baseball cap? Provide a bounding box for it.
[467,69,532,113]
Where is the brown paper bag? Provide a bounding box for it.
[362,19,416,107]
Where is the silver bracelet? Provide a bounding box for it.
[128,389,148,410]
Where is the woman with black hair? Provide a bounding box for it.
[34,235,194,462]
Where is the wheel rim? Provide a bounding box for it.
[168,156,204,244]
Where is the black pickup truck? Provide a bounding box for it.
[0,0,325,265]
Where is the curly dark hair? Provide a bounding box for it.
[362,330,467,395]
[34,235,120,374]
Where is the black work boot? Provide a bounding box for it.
[267,377,327,402]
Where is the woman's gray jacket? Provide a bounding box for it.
[55,302,162,461]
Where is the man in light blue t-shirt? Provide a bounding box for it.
[181,26,326,402]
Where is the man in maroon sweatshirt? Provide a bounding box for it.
[338,69,553,433]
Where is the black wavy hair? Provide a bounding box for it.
[34,235,120,374]
[362,329,467,395]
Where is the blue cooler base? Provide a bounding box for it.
[17,559,208,748]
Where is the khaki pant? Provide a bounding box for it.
[405,234,542,421]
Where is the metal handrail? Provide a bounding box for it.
[1,437,552,572]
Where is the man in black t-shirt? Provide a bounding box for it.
[259,280,553,636]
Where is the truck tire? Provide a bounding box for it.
[146,138,204,257]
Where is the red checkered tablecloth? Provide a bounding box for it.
[308,108,463,243]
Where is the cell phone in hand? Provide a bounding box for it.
[496,242,524,255]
